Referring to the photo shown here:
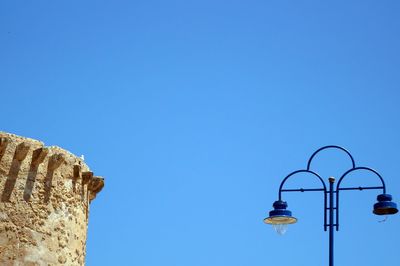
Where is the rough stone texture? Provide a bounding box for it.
[0,132,104,265]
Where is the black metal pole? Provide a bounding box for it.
[328,177,335,266]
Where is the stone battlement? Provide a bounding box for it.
[0,132,104,265]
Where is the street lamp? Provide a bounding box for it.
[264,145,398,266]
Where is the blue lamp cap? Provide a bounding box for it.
[377,194,392,202]
[272,200,288,209]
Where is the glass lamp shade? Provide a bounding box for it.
[373,194,398,215]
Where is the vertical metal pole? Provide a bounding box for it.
[328,177,335,266]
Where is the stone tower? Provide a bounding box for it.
[0,132,104,265]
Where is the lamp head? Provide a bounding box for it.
[373,194,398,215]
[264,200,297,225]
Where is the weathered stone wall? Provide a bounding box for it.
[0,132,104,265]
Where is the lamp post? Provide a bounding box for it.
[264,145,398,266]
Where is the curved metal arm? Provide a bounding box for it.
[336,166,386,193]
[335,166,386,231]
[307,145,356,171]
[278,169,327,200]
[278,169,328,231]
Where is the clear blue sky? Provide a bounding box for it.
[1,1,400,265]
